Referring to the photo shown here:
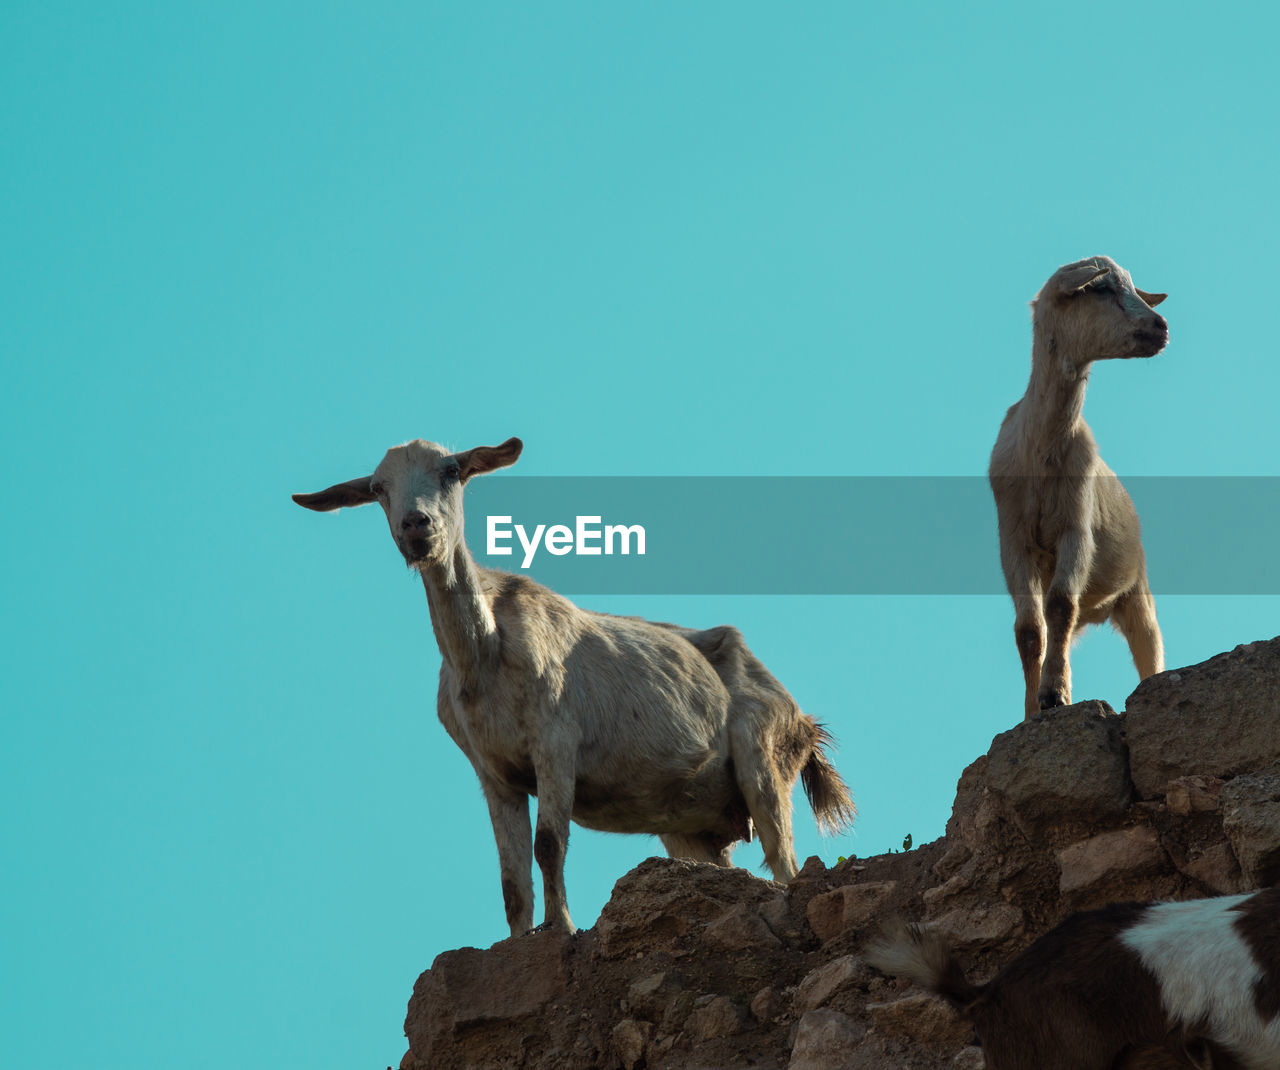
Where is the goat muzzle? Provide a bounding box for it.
[1131,321,1169,357]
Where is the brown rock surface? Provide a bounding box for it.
[1220,761,1280,886]
[1125,638,1280,798]
[1165,774,1225,815]
[610,1019,651,1070]
[704,900,783,951]
[685,995,746,1041]
[867,993,975,1054]
[1176,839,1246,895]
[394,635,1280,1070]
[788,1008,867,1070]
[596,857,785,960]
[794,955,865,1015]
[806,881,898,942]
[1055,825,1170,896]
[930,900,1024,948]
[984,700,1132,834]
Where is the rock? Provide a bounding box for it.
[795,855,829,881]
[1221,763,1280,886]
[1165,774,1225,815]
[868,994,973,1054]
[1177,840,1246,895]
[1056,825,1169,895]
[403,929,574,1068]
[394,638,1280,1070]
[795,955,864,1015]
[610,1019,651,1070]
[759,893,791,934]
[789,1008,867,1070]
[933,841,972,881]
[704,900,782,951]
[984,701,1132,834]
[946,756,1001,852]
[1125,638,1280,799]
[406,929,571,1034]
[647,1034,676,1063]
[931,901,1023,947]
[658,990,697,1036]
[804,890,845,943]
[685,996,746,1041]
[627,972,685,1022]
[596,857,784,959]
[806,882,898,942]
[751,985,784,1023]
[922,873,967,908]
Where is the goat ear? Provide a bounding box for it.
[1136,288,1167,308]
[456,437,524,482]
[292,476,377,511]
[1056,262,1110,295]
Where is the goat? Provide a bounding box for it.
[866,889,1280,1070]
[1115,1038,1241,1069]
[989,255,1169,718]
[293,436,855,936]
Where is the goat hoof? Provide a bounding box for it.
[524,920,577,937]
[1038,690,1069,711]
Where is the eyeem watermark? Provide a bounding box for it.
[464,477,1280,593]
[487,515,647,568]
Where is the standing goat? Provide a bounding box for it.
[867,889,1280,1070]
[989,255,1168,717]
[293,436,855,935]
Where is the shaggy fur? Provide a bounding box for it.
[866,891,1280,1070]
[294,436,855,935]
[989,255,1169,717]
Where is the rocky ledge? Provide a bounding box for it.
[396,637,1280,1070]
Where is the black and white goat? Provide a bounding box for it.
[867,890,1280,1070]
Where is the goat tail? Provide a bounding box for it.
[864,922,982,1010]
[800,721,856,835]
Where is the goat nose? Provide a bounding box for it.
[401,512,432,533]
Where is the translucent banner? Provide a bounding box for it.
[462,477,1280,594]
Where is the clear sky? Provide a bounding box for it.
[3,4,1278,1068]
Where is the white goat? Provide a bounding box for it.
[293,436,855,936]
[989,255,1168,718]
[867,889,1280,1070]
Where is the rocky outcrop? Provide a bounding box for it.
[395,637,1280,1070]
[1125,638,1280,797]
[1220,761,1280,887]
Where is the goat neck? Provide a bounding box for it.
[1014,333,1092,468]
[418,541,500,680]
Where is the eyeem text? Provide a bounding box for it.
[486,515,647,568]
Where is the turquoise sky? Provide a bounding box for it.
[4,4,1278,1068]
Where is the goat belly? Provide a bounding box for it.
[570,769,747,838]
